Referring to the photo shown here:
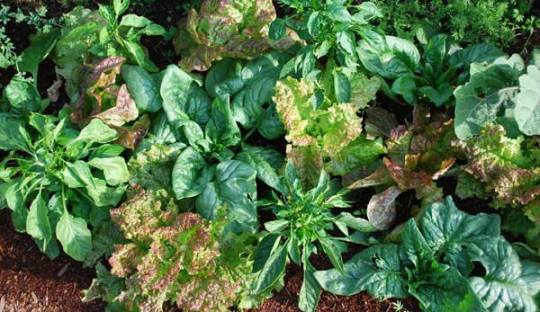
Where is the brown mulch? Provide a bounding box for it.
[253,261,420,312]
[0,209,105,311]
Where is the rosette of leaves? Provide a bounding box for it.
[273,77,385,186]
[159,64,284,235]
[453,124,540,250]
[204,52,292,140]
[84,189,257,312]
[173,0,281,72]
[252,162,377,312]
[357,30,504,107]
[454,49,540,139]
[53,0,166,102]
[315,196,540,312]
[0,114,128,262]
[272,1,383,98]
[345,107,457,229]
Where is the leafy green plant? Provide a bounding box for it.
[454,49,540,139]
[0,114,128,262]
[157,63,285,235]
[252,162,378,312]
[315,196,540,312]
[53,0,165,102]
[83,189,260,311]
[273,77,385,186]
[357,31,504,107]
[373,0,538,49]
[173,0,285,72]
[345,107,457,228]
[453,124,540,253]
[273,0,383,100]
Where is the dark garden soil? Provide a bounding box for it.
[0,209,105,312]
[0,0,539,311]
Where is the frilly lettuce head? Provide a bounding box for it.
[174,0,282,72]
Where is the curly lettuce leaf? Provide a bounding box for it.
[274,77,383,185]
[174,0,278,72]
[453,124,540,207]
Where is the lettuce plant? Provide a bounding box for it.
[173,0,282,72]
[0,114,128,262]
[273,77,385,186]
[453,124,540,252]
[315,197,540,312]
[346,107,456,228]
[454,49,540,139]
[252,162,377,312]
[84,189,259,311]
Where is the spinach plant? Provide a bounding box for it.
[252,162,377,312]
[315,196,540,312]
[357,31,504,107]
[159,64,284,235]
[0,114,128,262]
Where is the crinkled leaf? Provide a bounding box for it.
[315,244,407,298]
[514,65,540,135]
[174,0,277,71]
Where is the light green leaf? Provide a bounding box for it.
[236,145,284,191]
[26,193,52,252]
[206,97,241,148]
[62,161,95,188]
[172,147,210,199]
[470,238,538,312]
[75,119,118,144]
[88,157,129,186]
[56,211,92,261]
[514,65,540,135]
[3,76,43,113]
[0,117,31,152]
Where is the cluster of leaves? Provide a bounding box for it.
[272,1,383,99]
[316,197,540,312]
[0,115,128,262]
[252,162,377,312]
[453,124,540,250]
[83,189,257,311]
[454,49,540,139]
[173,0,288,72]
[274,76,385,186]
[159,62,286,235]
[52,0,166,102]
[345,106,456,228]
[373,0,539,48]
[358,30,505,107]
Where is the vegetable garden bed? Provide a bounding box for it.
[0,0,539,311]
